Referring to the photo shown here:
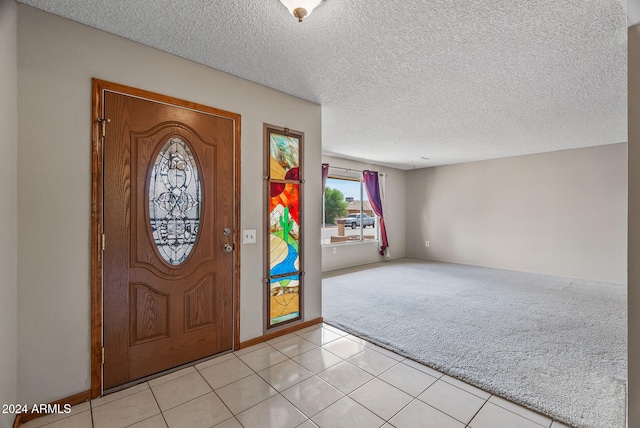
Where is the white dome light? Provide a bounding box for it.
[279,0,325,22]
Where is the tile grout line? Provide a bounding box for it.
[486,397,556,428]
[211,338,314,423]
[195,357,256,423]
[387,366,480,426]
[258,332,371,425]
[144,380,165,427]
[463,394,491,428]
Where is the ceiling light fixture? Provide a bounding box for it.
[279,0,325,22]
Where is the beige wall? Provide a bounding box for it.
[406,144,627,283]
[321,155,406,272]
[0,1,18,427]
[17,5,322,406]
[628,22,639,428]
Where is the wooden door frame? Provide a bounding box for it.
[91,78,242,398]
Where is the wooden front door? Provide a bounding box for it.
[101,86,237,389]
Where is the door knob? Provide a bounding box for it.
[222,243,233,253]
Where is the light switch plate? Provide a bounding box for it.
[243,229,257,244]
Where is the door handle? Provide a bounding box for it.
[222,243,233,253]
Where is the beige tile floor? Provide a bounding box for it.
[22,324,573,428]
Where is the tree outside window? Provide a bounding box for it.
[323,187,348,225]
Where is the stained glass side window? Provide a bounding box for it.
[267,130,302,328]
[149,137,201,265]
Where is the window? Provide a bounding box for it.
[265,126,303,329]
[322,171,378,245]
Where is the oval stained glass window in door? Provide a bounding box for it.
[149,137,201,265]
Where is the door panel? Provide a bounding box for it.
[103,91,234,389]
[184,276,216,331]
[130,283,169,345]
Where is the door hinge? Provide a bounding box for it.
[101,347,105,364]
[98,118,110,137]
[102,234,105,251]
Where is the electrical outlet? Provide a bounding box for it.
[425,241,430,247]
[243,229,256,244]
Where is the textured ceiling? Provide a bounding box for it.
[19,0,628,169]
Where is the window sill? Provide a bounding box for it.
[322,239,379,247]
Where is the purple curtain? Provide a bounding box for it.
[363,170,388,255]
[322,163,329,193]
